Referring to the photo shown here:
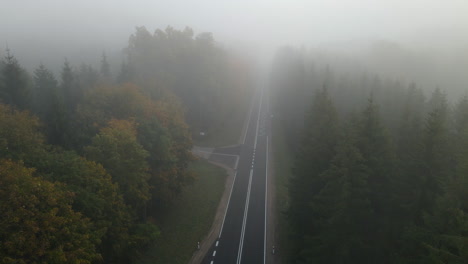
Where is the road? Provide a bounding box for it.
[201,86,270,264]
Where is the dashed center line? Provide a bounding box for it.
[215,241,219,247]
[213,250,216,257]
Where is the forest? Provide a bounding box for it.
[271,47,468,263]
[0,26,250,263]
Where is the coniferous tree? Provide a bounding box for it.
[100,52,111,80]
[302,120,374,264]
[33,64,67,145]
[0,50,31,109]
[353,97,396,261]
[393,85,426,235]
[60,59,76,111]
[417,89,452,217]
[289,86,339,261]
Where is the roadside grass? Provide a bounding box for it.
[271,119,295,262]
[137,160,227,264]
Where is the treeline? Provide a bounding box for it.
[271,47,468,263]
[0,26,248,263]
[122,26,252,137]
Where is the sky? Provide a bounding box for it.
[2,0,467,48]
[0,0,467,88]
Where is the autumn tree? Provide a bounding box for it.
[76,83,193,208]
[0,103,46,163]
[0,159,99,263]
[85,119,150,217]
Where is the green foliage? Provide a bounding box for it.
[0,159,99,264]
[0,103,46,163]
[85,119,150,215]
[76,83,194,208]
[0,27,235,264]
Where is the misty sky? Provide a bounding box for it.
[2,0,467,49]
[1,0,467,89]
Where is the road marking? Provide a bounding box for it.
[210,261,214,264]
[219,172,238,238]
[195,150,239,158]
[237,169,254,264]
[216,241,219,247]
[242,89,257,144]
[237,87,264,264]
[213,251,216,257]
[264,135,269,264]
[254,87,264,147]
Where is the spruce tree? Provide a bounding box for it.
[33,64,69,146]
[60,59,76,111]
[0,50,31,109]
[417,89,452,217]
[100,52,111,81]
[289,86,339,260]
[302,120,374,263]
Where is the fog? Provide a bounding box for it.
[1,0,467,95]
[2,2,468,263]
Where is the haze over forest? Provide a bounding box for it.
[1,0,468,97]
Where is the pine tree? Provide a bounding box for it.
[301,121,374,263]
[289,86,339,260]
[117,61,133,84]
[417,89,452,218]
[0,50,31,109]
[394,85,426,234]
[100,52,111,81]
[60,59,76,111]
[453,94,468,135]
[33,64,67,145]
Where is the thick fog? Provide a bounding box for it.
[1,0,467,95]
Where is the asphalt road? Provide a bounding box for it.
[202,87,270,264]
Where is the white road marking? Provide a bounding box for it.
[216,241,219,247]
[242,90,257,144]
[254,88,264,147]
[213,251,216,257]
[237,169,254,264]
[219,172,238,238]
[264,135,269,264]
[210,261,214,264]
[195,150,239,158]
[237,87,264,264]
